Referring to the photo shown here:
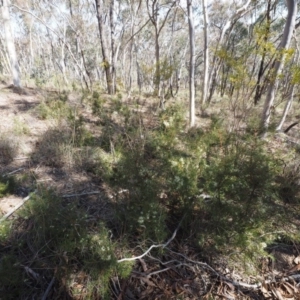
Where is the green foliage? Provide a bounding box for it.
[291,65,300,85]
[36,92,71,120]
[67,109,94,147]
[90,90,106,116]
[0,188,131,299]
[0,176,16,198]
[216,47,251,90]
[198,135,279,246]
[85,100,300,273]
[4,87,300,297]
[13,117,30,135]
[0,254,23,299]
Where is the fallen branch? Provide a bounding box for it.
[4,167,24,176]
[62,191,101,198]
[284,121,299,133]
[41,276,55,300]
[0,193,34,222]
[117,220,182,263]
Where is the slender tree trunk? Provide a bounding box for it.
[276,44,300,131]
[0,36,11,74]
[95,0,114,94]
[276,85,295,131]
[154,29,161,97]
[261,0,297,132]
[176,40,188,94]
[187,0,195,127]
[109,0,116,94]
[254,0,271,105]
[1,0,21,87]
[128,11,135,94]
[61,22,69,85]
[201,0,209,105]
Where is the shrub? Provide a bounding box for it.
[0,188,131,299]
[36,96,71,120]
[31,126,72,168]
[0,134,18,165]
[97,101,299,272]
[0,176,16,198]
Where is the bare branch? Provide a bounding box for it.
[117,221,181,263]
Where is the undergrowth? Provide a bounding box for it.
[0,188,132,299]
[88,94,300,270]
[1,90,300,298]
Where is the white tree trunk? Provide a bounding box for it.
[201,0,209,105]
[187,0,195,127]
[276,85,295,131]
[261,0,297,132]
[276,43,300,131]
[1,0,21,87]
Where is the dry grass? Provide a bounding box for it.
[31,125,74,168]
[0,134,18,165]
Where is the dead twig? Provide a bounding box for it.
[4,167,24,176]
[41,276,55,300]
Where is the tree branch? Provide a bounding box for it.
[117,219,182,263]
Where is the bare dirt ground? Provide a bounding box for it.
[0,83,107,219]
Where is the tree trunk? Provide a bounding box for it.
[254,0,271,105]
[109,0,116,94]
[154,28,161,98]
[276,44,300,131]
[187,0,195,127]
[260,0,297,132]
[276,85,295,132]
[95,0,114,94]
[1,0,21,88]
[201,0,209,105]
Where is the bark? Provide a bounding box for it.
[109,0,116,94]
[146,0,177,99]
[1,0,21,87]
[254,0,271,105]
[201,0,209,105]
[276,43,300,131]
[95,0,114,94]
[276,85,295,131]
[261,0,297,132]
[187,0,195,127]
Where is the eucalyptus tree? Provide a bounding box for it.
[95,0,115,94]
[207,0,252,103]
[261,0,297,132]
[146,0,178,100]
[253,0,272,105]
[276,42,299,131]
[1,0,21,88]
[201,0,208,105]
[187,0,195,127]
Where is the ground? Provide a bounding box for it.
[1,82,300,299]
[0,83,105,215]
